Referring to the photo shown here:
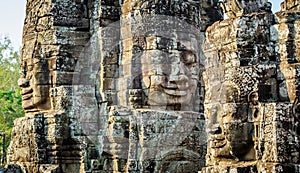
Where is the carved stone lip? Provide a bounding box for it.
[210,140,227,148]
[210,134,225,140]
[21,87,34,100]
[21,87,33,95]
[210,135,227,148]
[22,94,32,101]
[161,82,190,96]
[161,82,189,90]
[163,88,187,96]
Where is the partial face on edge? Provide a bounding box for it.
[18,59,50,112]
[205,83,254,160]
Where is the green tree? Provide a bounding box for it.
[0,37,24,158]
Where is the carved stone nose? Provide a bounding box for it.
[169,75,179,82]
[178,62,187,75]
[18,78,29,87]
[169,75,188,82]
[207,124,222,135]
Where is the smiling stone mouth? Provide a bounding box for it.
[22,93,33,100]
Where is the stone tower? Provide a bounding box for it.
[202,0,300,172]
[7,0,221,172]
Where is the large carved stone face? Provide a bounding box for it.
[18,59,50,112]
[140,36,200,111]
[205,83,254,161]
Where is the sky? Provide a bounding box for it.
[0,0,281,50]
[0,0,26,50]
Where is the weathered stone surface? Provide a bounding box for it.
[280,0,300,11]
[201,0,300,172]
[219,0,271,19]
[8,113,83,172]
[7,0,300,172]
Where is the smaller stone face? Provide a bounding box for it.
[18,58,51,112]
[205,83,254,161]
[202,10,277,166]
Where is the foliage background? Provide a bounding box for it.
[0,37,24,159]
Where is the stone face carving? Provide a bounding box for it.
[205,82,255,161]
[96,3,211,170]
[140,35,200,110]
[8,0,90,172]
[18,58,50,112]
